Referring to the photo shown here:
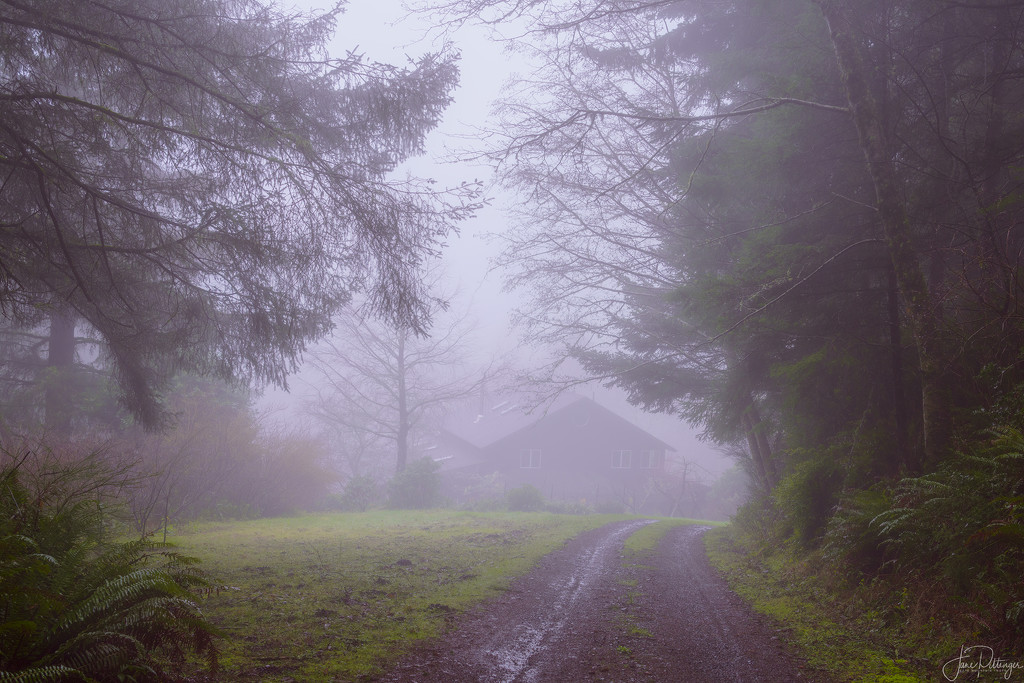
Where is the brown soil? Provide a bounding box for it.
[376,521,833,682]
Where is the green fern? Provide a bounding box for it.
[0,665,87,682]
[0,449,219,681]
[828,427,1024,640]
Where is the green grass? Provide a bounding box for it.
[167,510,627,682]
[704,526,926,683]
[613,519,719,648]
[622,517,723,558]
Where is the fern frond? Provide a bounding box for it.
[0,664,87,682]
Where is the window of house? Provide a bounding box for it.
[612,450,632,469]
[520,448,542,468]
[639,450,659,469]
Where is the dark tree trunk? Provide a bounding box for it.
[395,331,409,474]
[45,309,76,433]
[978,9,1013,320]
[817,0,951,465]
[742,403,777,491]
[887,267,911,473]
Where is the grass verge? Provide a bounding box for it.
[167,510,625,682]
[612,519,725,662]
[623,517,724,558]
[704,525,928,683]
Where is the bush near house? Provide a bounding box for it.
[388,458,441,509]
[506,484,545,511]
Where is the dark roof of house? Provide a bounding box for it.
[439,392,676,453]
[438,392,579,449]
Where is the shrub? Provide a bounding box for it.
[824,428,1024,641]
[595,500,625,514]
[506,484,545,511]
[730,493,783,546]
[387,458,441,509]
[872,430,1024,579]
[334,475,378,512]
[821,487,892,572]
[0,449,219,681]
[773,456,844,545]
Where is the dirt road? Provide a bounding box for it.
[377,521,830,682]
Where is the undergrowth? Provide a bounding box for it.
[708,427,1024,682]
[0,449,218,682]
[706,526,926,682]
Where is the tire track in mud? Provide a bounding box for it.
[377,521,830,683]
[480,519,654,682]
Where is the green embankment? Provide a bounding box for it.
[705,526,927,683]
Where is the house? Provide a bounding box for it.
[433,393,675,513]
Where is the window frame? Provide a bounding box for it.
[519,448,542,469]
[611,449,632,469]
[638,450,659,469]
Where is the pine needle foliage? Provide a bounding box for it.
[0,450,218,682]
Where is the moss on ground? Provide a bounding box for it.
[704,526,929,683]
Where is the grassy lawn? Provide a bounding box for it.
[168,510,629,682]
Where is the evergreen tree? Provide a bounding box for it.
[0,0,476,426]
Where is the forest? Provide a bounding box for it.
[2,0,1024,679]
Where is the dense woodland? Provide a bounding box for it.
[2,0,1024,678]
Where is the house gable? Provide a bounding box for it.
[436,395,675,510]
[485,397,674,476]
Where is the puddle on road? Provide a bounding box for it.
[482,519,655,683]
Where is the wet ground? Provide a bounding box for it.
[376,521,832,682]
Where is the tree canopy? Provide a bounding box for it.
[0,0,476,425]
[434,0,1024,490]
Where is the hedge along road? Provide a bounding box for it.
[376,520,832,682]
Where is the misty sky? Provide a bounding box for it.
[324,0,518,348]
[271,0,732,477]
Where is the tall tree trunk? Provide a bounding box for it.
[395,330,409,474]
[45,309,76,433]
[978,8,1013,319]
[887,267,911,473]
[817,0,951,465]
[742,403,777,491]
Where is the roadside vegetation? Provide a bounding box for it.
[707,527,926,683]
[0,451,219,682]
[706,426,1024,683]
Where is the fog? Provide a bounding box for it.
[253,0,732,490]
[5,2,1022,674]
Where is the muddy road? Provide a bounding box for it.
[378,521,830,682]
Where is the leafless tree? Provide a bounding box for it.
[304,291,495,475]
